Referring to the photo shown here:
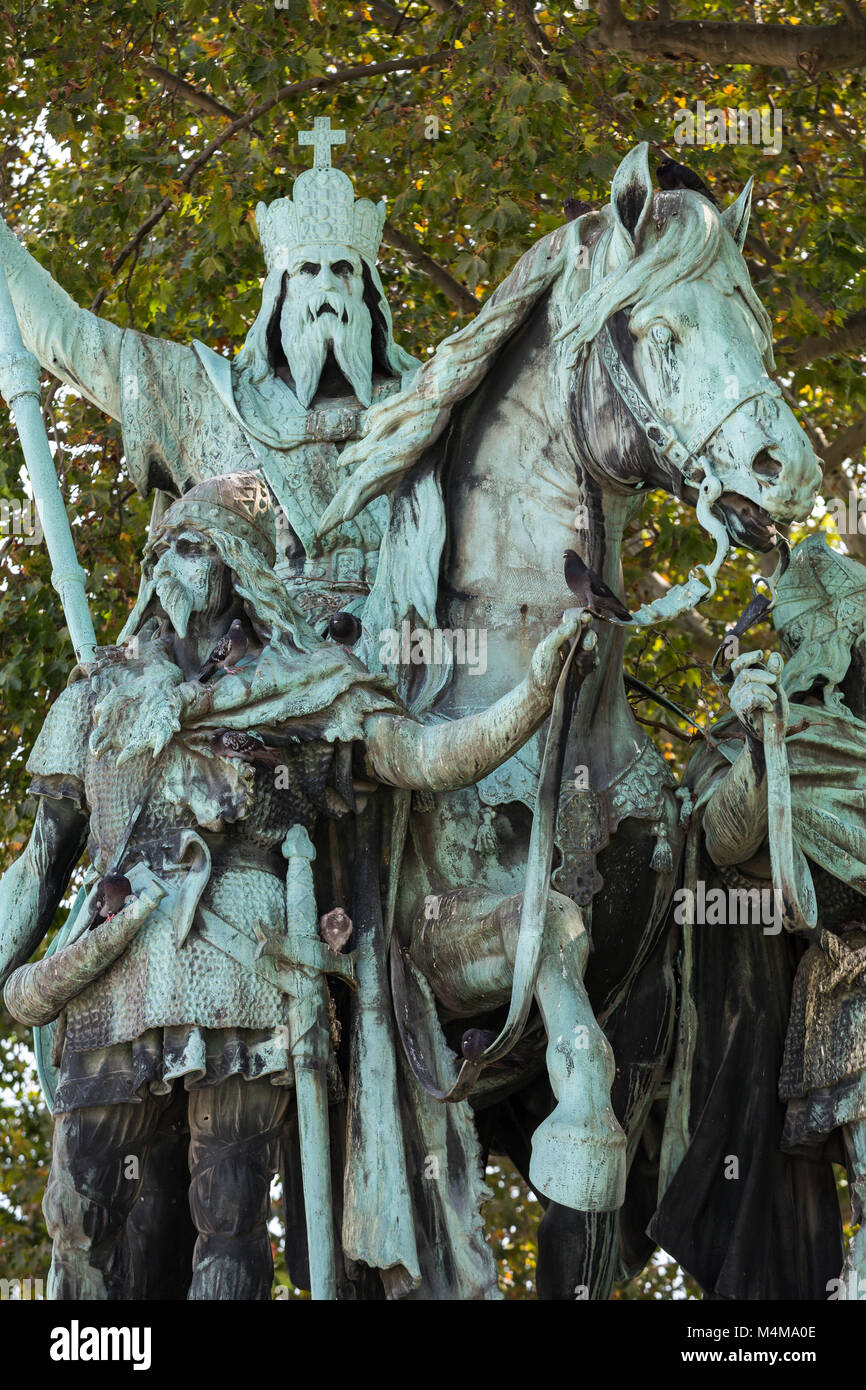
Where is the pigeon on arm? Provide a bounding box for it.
[197,619,248,682]
[564,550,632,623]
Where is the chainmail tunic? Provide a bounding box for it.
[27,666,346,1111]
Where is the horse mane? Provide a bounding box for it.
[322,189,771,536]
[319,217,589,532]
[560,189,774,369]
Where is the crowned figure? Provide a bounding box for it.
[0,115,418,628]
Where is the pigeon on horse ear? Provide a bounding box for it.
[656,155,718,207]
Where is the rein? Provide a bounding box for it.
[389,629,588,1102]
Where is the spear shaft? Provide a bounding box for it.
[0,265,96,665]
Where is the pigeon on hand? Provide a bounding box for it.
[564,550,632,623]
[320,907,353,953]
[327,611,362,647]
[197,619,247,683]
[210,728,280,768]
[461,1027,496,1062]
[92,873,132,925]
[656,156,718,207]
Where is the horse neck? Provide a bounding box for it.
[438,293,650,783]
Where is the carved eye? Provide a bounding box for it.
[331,260,354,278]
[300,262,320,276]
[649,323,675,348]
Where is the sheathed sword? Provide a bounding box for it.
[0,264,96,665]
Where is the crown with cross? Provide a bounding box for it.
[255,117,386,272]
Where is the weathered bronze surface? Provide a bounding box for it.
[3,121,852,1301]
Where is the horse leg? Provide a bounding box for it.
[537,1205,620,1301]
[409,886,626,1214]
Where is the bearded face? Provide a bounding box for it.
[151,529,230,638]
[279,244,374,408]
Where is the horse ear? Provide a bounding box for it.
[610,143,654,251]
[721,177,753,251]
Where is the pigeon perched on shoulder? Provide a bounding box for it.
[91,873,132,926]
[564,550,632,623]
[656,156,718,207]
[327,611,362,647]
[197,619,247,683]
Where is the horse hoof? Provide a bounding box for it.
[528,1113,626,1212]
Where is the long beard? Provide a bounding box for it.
[280,292,374,408]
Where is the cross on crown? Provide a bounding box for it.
[298,116,346,170]
[255,116,386,272]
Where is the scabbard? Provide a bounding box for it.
[282,825,337,1301]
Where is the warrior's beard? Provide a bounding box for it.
[280,291,374,408]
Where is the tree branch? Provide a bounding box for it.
[778,309,866,367]
[823,416,866,471]
[111,51,235,119]
[381,222,478,312]
[840,0,866,29]
[582,13,866,73]
[110,46,477,317]
[367,0,405,21]
[93,49,453,311]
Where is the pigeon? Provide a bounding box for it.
[210,728,281,768]
[327,611,362,647]
[91,873,132,925]
[320,907,353,953]
[461,1027,497,1061]
[656,156,718,207]
[564,550,631,623]
[563,197,595,222]
[197,619,247,683]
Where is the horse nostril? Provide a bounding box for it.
[751,448,783,483]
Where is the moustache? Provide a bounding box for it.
[280,290,374,408]
[154,573,195,639]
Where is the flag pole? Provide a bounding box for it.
[0,265,96,665]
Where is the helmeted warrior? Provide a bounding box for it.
[0,471,584,1300]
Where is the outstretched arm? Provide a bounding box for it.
[0,217,124,418]
[364,613,592,792]
[0,795,89,990]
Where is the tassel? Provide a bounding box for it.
[651,819,673,873]
[474,807,498,854]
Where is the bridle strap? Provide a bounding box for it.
[597,320,781,485]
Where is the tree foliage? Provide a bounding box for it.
[0,0,863,1296]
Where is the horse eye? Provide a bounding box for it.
[650,323,675,346]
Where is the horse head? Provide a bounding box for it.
[557,144,821,562]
